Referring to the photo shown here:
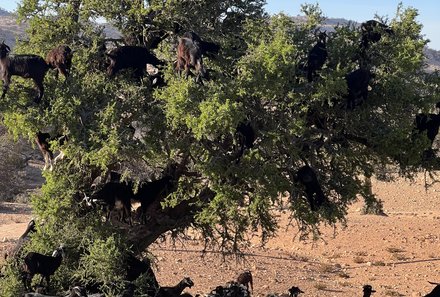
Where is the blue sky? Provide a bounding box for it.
[265,0,439,49]
[1,0,439,49]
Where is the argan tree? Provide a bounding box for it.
[0,1,439,296]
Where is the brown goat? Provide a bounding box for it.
[236,270,253,293]
[35,132,67,171]
[176,35,206,82]
[46,45,73,79]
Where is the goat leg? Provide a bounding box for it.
[33,78,44,104]
[53,151,65,164]
[45,275,50,289]
[1,76,10,99]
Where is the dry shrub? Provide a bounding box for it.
[314,283,327,291]
[353,256,365,264]
[371,261,386,266]
[386,247,404,253]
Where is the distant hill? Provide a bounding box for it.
[0,11,438,71]
[0,8,26,47]
[0,8,11,17]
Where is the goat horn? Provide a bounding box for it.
[428,281,440,285]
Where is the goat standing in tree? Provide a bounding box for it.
[294,165,327,211]
[46,45,74,79]
[176,33,207,83]
[0,41,49,103]
[307,31,328,82]
[22,244,64,290]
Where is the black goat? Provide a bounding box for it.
[87,182,135,225]
[46,45,73,79]
[415,113,440,145]
[176,34,207,82]
[125,254,158,288]
[288,286,304,297]
[134,175,177,224]
[307,31,328,82]
[294,165,327,211]
[360,20,394,50]
[208,282,250,297]
[155,277,194,297]
[235,122,256,162]
[22,244,64,290]
[266,286,304,297]
[363,285,376,297]
[106,45,163,78]
[35,132,68,171]
[344,68,372,110]
[0,41,49,103]
[182,31,220,59]
[425,281,440,297]
[35,132,53,171]
[5,218,36,260]
[236,270,253,293]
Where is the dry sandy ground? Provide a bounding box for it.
[2,173,440,297]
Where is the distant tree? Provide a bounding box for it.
[0,1,439,296]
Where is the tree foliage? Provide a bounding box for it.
[1,1,439,296]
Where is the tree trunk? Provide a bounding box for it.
[126,187,215,253]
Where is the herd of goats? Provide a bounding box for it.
[3,219,440,297]
[1,17,440,297]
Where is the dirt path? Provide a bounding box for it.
[1,174,440,296]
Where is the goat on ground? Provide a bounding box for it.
[87,181,134,225]
[46,45,73,79]
[307,31,328,82]
[0,41,49,103]
[155,277,194,297]
[288,286,304,297]
[35,132,67,171]
[106,45,163,79]
[294,165,327,211]
[207,282,250,297]
[236,270,253,293]
[363,285,376,297]
[22,244,64,291]
[176,33,207,83]
[360,20,394,50]
[266,286,303,297]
